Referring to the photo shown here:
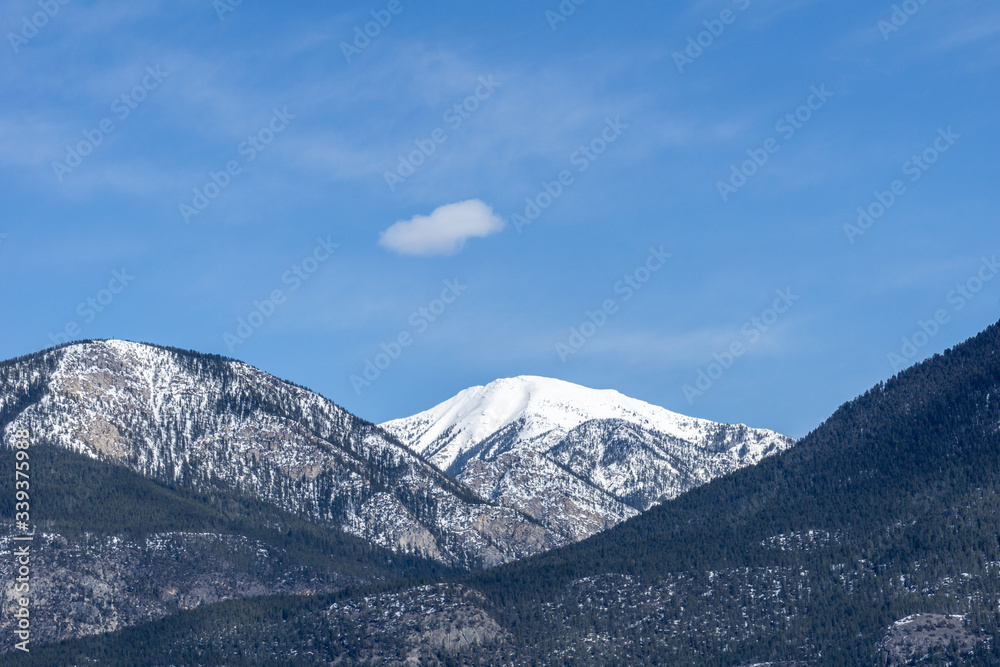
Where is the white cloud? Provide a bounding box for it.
[378,199,504,257]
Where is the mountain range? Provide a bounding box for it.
[5,319,1000,664]
[0,339,790,651]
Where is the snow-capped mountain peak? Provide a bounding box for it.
[383,375,765,471]
[382,376,795,542]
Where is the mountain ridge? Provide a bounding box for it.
[1,339,561,569]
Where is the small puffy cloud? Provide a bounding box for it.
[378,199,505,257]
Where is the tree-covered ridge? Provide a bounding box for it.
[0,442,458,650]
[449,321,1000,663]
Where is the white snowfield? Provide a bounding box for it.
[384,376,758,470]
[383,376,796,542]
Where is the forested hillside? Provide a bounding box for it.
[0,442,457,648]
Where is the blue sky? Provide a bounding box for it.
[2,0,998,438]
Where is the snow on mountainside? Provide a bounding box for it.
[381,376,795,542]
[0,342,561,568]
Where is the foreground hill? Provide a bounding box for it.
[382,375,794,542]
[0,443,455,648]
[25,319,1000,665]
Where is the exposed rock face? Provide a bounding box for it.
[459,448,636,542]
[0,529,350,647]
[1,341,561,569]
[383,376,795,542]
[325,584,507,665]
[879,614,984,665]
[549,418,787,510]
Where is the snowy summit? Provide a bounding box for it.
[382,376,795,542]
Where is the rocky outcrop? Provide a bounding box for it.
[879,614,984,665]
[326,584,507,665]
[458,449,638,542]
